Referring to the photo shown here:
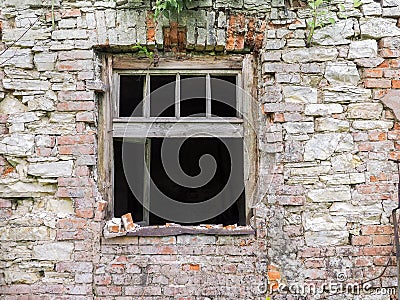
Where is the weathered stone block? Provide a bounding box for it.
[282,86,317,103]
[0,181,56,197]
[0,95,27,114]
[34,52,58,71]
[332,153,362,172]
[244,0,271,10]
[283,122,314,134]
[305,230,348,246]
[360,18,400,39]
[0,134,35,156]
[307,187,352,202]
[304,213,347,232]
[325,62,360,86]
[313,20,354,45]
[315,117,350,132]
[28,161,74,178]
[323,86,371,103]
[362,2,382,16]
[346,103,383,119]
[348,40,378,59]
[320,173,366,185]
[3,79,51,91]
[380,90,400,120]
[304,104,343,116]
[282,47,338,63]
[0,48,34,69]
[33,242,74,261]
[352,120,394,130]
[304,133,354,161]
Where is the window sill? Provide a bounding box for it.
[104,223,255,238]
[126,225,255,237]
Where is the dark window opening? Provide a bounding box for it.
[150,75,176,117]
[211,76,237,117]
[180,76,206,117]
[119,75,145,117]
[113,137,245,226]
[113,139,144,221]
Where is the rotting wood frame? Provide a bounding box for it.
[98,54,259,232]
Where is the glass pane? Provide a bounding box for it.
[150,75,176,117]
[119,75,145,117]
[180,76,206,117]
[211,76,237,117]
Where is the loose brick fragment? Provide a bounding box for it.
[121,213,135,231]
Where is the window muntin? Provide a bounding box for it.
[113,69,246,226]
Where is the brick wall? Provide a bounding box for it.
[1,0,400,298]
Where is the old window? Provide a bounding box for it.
[99,56,257,230]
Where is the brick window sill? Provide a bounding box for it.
[126,225,255,237]
[104,223,255,238]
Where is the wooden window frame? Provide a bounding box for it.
[98,54,258,230]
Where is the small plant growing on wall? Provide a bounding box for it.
[153,0,193,19]
[306,0,335,47]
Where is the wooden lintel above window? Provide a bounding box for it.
[112,55,244,70]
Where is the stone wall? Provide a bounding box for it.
[1,0,400,298]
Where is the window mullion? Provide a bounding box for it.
[206,74,211,118]
[143,73,150,118]
[236,73,242,118]
[175,73,180,118]
[143,139,151,225]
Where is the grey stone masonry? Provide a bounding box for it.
[1,0,400,298]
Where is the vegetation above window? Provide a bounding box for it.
[153,0,193,19]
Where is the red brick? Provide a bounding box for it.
[56,262,92,273]
[354,257,373,267]
[76,111,95,122]
[58,177,91,187]
[372,235,392,246]
[0,199,12,208]
[61,9,81,18]
[377,60,390,68]
[58,144,95,155]
[95,286,122,296]
[380,48,400,58]
[56,187,86,198]
[182,263,201,271]
[392,80,400,88]
[58,135,95,145]
[57,218,87,229]
[57,101,95,111]
[58,91,94,101]
[36,147,52,157]
[57,229,92,240]
[364,69,383,78]
[388,59,400,68]
[357,184,394,194]
[362,225,393,235]
[304,258,325,268]
[298,247,321,258]
[364,78,392,88]
[277,196,305,206]
[389,151,400,160]
[383,69,400,78]
[374,256,395,266]
[363,246,393,256]
[352,235,372,246]
[94,274,112,285]
[75,166,90,176]
[368,131,387,141]
[75,208,94,219]
[226,15,236,51]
